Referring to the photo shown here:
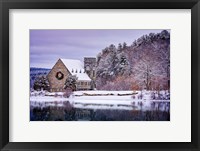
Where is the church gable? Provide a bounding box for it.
[47,59,71,92]
[47,58,93,92]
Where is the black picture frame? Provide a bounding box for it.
[0,0,199,150]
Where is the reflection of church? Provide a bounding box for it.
[47,57,96,92]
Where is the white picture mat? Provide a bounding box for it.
[9,9,191,142]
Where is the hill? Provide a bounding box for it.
[96,30,170,91]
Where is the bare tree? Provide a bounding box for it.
[133,55,165,90]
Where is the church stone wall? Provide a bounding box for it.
[47,59,70,92]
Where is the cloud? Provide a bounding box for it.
[30,29,166,68]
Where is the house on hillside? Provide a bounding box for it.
[47,58,93,92]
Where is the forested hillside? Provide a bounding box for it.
[96,30,170,91]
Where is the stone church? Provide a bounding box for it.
[47,58,96,92]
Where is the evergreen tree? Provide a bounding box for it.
[118,43,122,51]
[63,75,78,91]
[123,42,127,49]
[33,76,50,91]
[95,30,170,90]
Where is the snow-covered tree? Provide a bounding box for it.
[97,52,102,64]
[33,76,50,91]
[114,52,131,76]
[132,40,137,47]
[95,30,170,91]
[63,75,78,91]
[160,30,170,39]
[132,54,166,90]
[118,43,122,51]
[123,42,127,49]
[109,44,117,52]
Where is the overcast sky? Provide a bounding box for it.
[30,29,167,69]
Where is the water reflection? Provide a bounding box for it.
[30,101,170,121]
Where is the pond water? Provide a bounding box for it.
[30,101,170,121]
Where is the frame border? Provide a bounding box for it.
[0,0,199,151]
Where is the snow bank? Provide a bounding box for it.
[74,90,137,96]
[31,90,138,97]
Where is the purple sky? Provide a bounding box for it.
[30,29,167,68]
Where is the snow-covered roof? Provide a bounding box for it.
[60,59,91,81]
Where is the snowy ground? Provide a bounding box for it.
[30,90,170,111]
